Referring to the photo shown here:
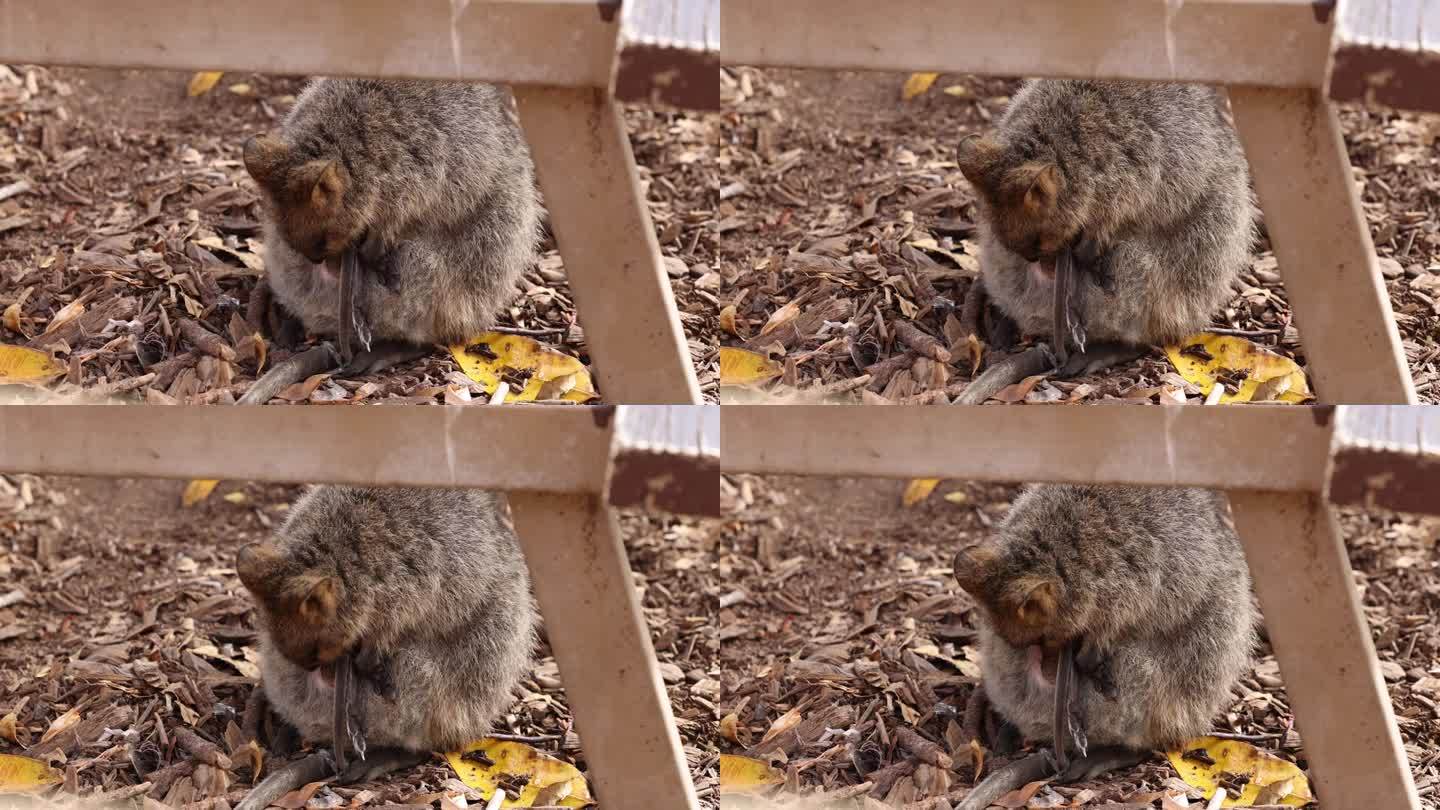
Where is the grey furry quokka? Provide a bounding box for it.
[237,486,536,775]
[956,80,1257,374]
[952,485,1257,779]
[243,79,540,366]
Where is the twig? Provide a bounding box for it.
[953,345,1055,405]
[1204,326,1282,338]
[174,727,233,770]
[145,761,195,798]
[864,351,917,391]
[1205,731,1282,742]
[896,727,953,770]
[178,319,237,362]
[0,180,32,203]
[954,752,1054,810]
[487,325,566,337]
[237,344,339,405]
[483,733,563,744]
[234,752,334,810]
[0,589,26,610]
[893,320,951,363]
[81,782,153,806]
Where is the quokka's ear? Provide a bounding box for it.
[1014,576,1060,628]
[1014,160,1062,216]
[951,542,998,594]
[304,160,347,213]
[295,575,340,625]
[242,134,290,188]
[236,542,283,595]
[955,134,1001,188]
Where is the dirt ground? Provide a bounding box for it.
[717,67,1440,404]
[717,474,1440,808]
[0,65,719,404]
[0,474,719,809]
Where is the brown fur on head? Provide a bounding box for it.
[956,135,1077,263]
[243,134,364,264]
[953,541,1064,648]
[236,541,356,670]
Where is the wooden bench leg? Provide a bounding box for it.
[508,492,699,810]
[514,87,702,405]
[1226,490,1420,809]
[1228,87,1416,405]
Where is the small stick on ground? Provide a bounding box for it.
[895,727,953,770]
[487,326,567,337]
[145,762,194,799]
[954,345,1055,405]
[237,344,339,405]
[893,320,951,363]
[178,319,238,362]
[866,759,916,798]
[954,752,1054,810]
[174,727,233,771]
[484,733,563,744]
[234,752,334,810]
[865,351,917,391]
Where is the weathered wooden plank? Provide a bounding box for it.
[1326,405,1440,515]
[1327,0,1440,112]
[722,0,1333,88]
[1227,490,1420,809]
[720,405,1336,492]
[509,492,701,810]
[515,87,703,405]
[615,0,720,109]
[0,405,613,493]
[1230,87,1417,404]
[0,0,617,88]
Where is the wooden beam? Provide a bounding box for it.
[1230,87,1417,405]
[1327,0,1440,113]
[1326,405,1440,516]
[1226,490,1420,809]
[515,87,703,404]
[0,0,617,88]
[720,405,1335,491]
[509,493,700,810]
[0,404,614,493]
[721,0,1333,87]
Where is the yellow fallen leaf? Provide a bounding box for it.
[719,754,783,794]
[0,753,60,792]
[445,740,591,808]
[182,480,220,507]
[188,71,224,97]
[902,479,940,507]
[1166,736,1314,807]
[449,333,596,404]
[902,72,940,100]
[0,345,63,383]
[719,347,781,386]
[1164,333,1312,404]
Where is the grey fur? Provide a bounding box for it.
[256,79,541,346]
[964,485,1257,751]
[251,486,537,753]
[972,80,1257,346]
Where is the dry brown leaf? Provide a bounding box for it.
[761,708,803,744]
[758,300,803,337]
[39,708,80,745]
